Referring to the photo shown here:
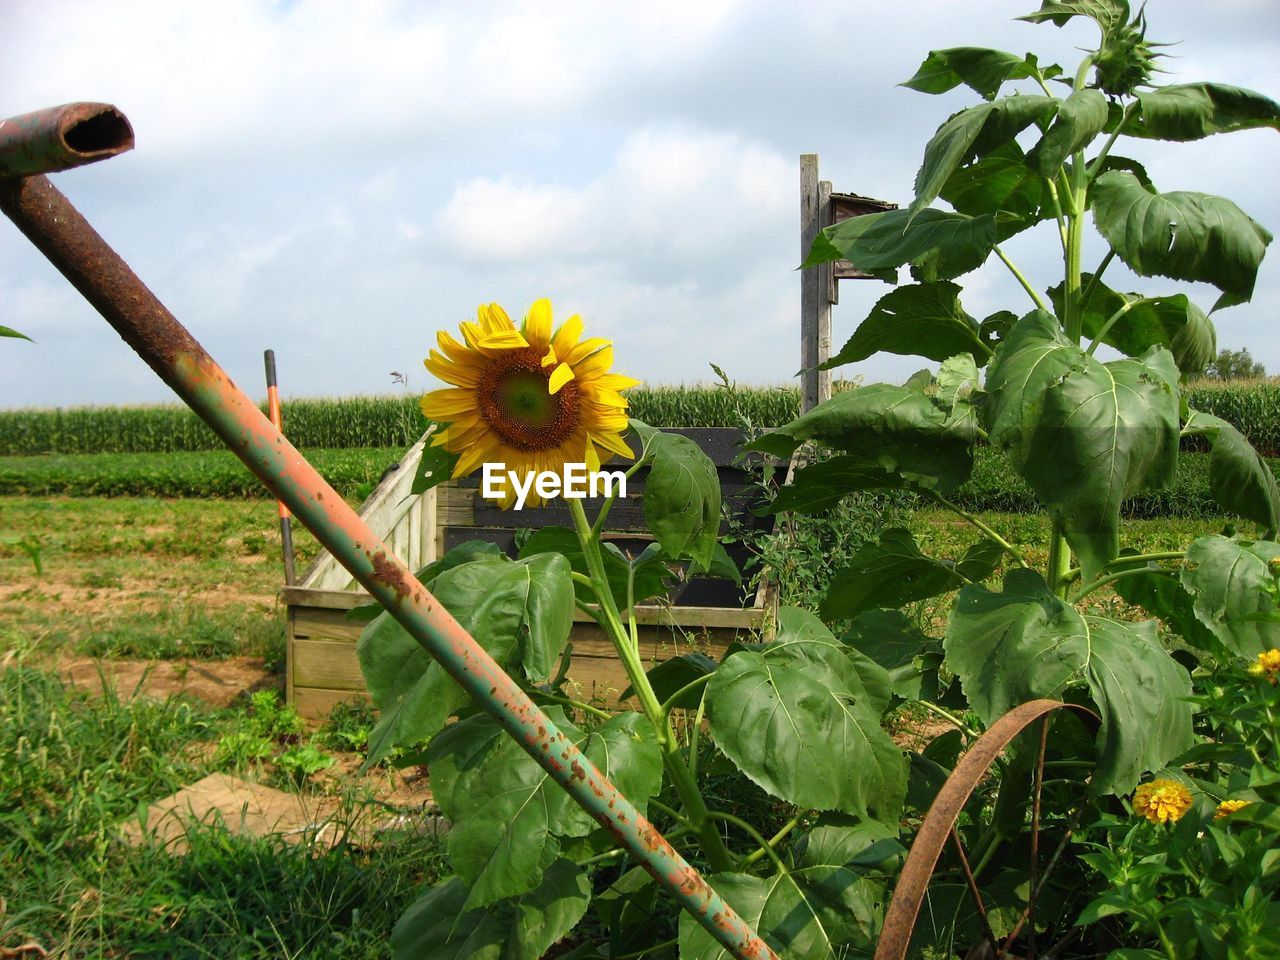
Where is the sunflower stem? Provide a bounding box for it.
[567,497,733,871]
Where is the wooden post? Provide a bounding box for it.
[800,155,833,412]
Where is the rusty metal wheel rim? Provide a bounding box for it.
[875,699,1099,960]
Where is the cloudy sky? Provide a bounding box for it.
[2,0,1277,409]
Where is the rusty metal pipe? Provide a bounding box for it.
[0,103,134,178]
[0,167,775,960]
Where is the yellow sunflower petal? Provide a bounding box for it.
[594,373,642,392]
[523,299,554,348]
[563,337,611,366]
[436,330,476,365]
[478,328,530,350]
[585,442,601,473]
[478,303,516,334]
[575,345,615,379]
[424,350,479,387]
[591,430,634,460]
[421,388,479,420]
[452,441,494,479]
[548,362,575,395]
[579,385,628,408]
[541,344,557,367]
[551,314,584,357]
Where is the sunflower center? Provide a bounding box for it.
[476,347,581,452]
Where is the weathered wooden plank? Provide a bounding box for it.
[282,587,369,610]
[291,605,366,642]
[294,686,370,720]
[293,638,364,690]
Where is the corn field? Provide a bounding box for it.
[1,381,1277,456]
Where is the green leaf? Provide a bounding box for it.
[982,309,1081,463]
[1110,552,1221,654]
[621,652,717,709]
[1183,411,1280,535]
[678,867,881,960]
[411,425,461,494]
[822,281,990,369]
[821,528,966,621]
[910,95,1058,218]
[0,326,33,342]
[1047,274,1217,375]
[391,859,590,960]
[1017,0,1129,30]
[984,312,1181,580]
[940,142,1051,241]
[1124,83,1280,142]
[944,569,1194,794]
[632,421,721,571]
[841,609,935,671]
[1180,535,1280,659]
[804,207,998,283]
[1027,88,1108,176]
[428,708,662,909]
[767,456,909,514]
[747,384,975,495]
[520,527,671,607]
[358,553,574,762]
[1091,170,1273,307]
[707,607,905,819]
[900,47,1039,100]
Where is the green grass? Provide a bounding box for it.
[0,447,404,499]
[0,655,448,958]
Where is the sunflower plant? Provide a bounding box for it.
[355,299,908,959]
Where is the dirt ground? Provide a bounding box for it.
[54,654,277,708]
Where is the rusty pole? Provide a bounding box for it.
[0,103,775,960]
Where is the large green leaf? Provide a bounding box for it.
[706,608,905,820]
[1027,88,1108,176]
[822,282,990,368]
[804,207,997,283]
[391,859,590,960]
[982,310,1081,465]
[1017,0,1129,30]
[632,421,720,571]
[900,47,1039,100]
[1182,411,1280,535]
[428,708,662,909]
[984,311,1181,580]
[1123,83,1280,141]
[358,553,574,762]
[412,423,461,495]
[1047,274,1217,375]
[1091,170,1273,307]
[940,142,1051,241]
[767,456,908,514]
[910,95,1058,218]
[1110,552,1220,654]
[1181,535,1280,659]
[678,867,881,960]
[944,569,1194,793]
[822,528,966,621]
[747,384,975,495]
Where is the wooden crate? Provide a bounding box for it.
[283,428,776,719]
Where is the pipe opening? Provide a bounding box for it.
[64,109,133,156]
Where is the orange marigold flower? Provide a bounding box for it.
[1214,799,1250,820]
[1250,649,1280,685]
[1132,778,1193,824]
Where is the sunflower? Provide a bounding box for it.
[420,299,640,509]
